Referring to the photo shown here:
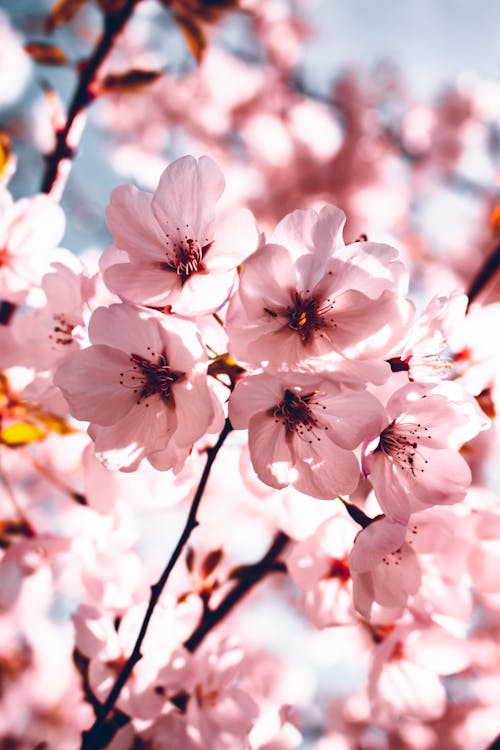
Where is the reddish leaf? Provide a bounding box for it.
[490,204,500,236]
[25,42,67,66]
[45,0,88,32]
[99,68,163,94]
[174,12,207,63]
[200,548,223,579]
[476,387,496,419]
[96,0,129,13]
[0,131,13,182]
[185,546,195,573]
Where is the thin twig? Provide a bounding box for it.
[467,242,500,310]
[40,0,138,195]
[0,301,16,326]
[80,418,233,750]
[184,530,290,653]
[485,733,500,750]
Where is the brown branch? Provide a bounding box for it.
[0,301,16,326]
[485,733,500,750]
[80,418,233,750]
[466,242,500,310]
[40,0,139,195]
[184,530,290,653]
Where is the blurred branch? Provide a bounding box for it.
[79,418,233,750]
[0,301,16,326]
[467,242,500,310]
[184,530,290,653]
[40,0,139,195]
[485,732,500,750]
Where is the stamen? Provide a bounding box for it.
[377,420,430,475]
[121,351,184,405]
[161,222,213,284]
[282,291,336,343]
[273,389,328,444]
[48,313,75,347]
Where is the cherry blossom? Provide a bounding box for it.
[102,155,259,316]
[229,371,385,498]
[347,516,421,620]
[368,624,471,725]
[287,514,358,626]
[1,4,500,748]
[227,205,413,371]
[54,303,221,470]
[0,187,67,305]
[362,382,488,523]
[398,290,468,383]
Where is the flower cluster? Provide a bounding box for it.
[2,144,498,748]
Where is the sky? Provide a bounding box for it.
[304,0,500,97]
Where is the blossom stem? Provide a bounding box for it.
[79,418,233,750]
[485,732,500,750]
[338,496,375,528]
[40,0,138,195]
[0,301,16,326]
[466,242,500,310]
[184,530,290,653]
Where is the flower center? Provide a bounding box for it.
[121,350,184,405]
[377,420,430,475]
[327,558,350,582]
[48,313,75,348]
[265,290,337,344]
[175,238,203,278]
[286,293,324,343]
[273,388,329,444]
[161,224,213,284]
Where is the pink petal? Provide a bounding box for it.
[204,208,259,271]
[248,411,293,489]
[292,432,361,499]
[363,449,411,524]
[410,447,471,507]
[152,155,224,242]
[88,304,163,356]
[172,376,215,447]
[106,184,166,261]
[103,261,180,307]
[319,390,386,449]
[348,518,407,573]
[91,402,174,471]
[55,344,136,426]
[238,243,297,310]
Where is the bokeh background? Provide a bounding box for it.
[1,2,500,747]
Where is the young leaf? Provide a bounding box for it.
[45,0,88,32]
[98,69,163,94]
[25,42,68,66]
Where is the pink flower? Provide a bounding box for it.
[6,260,94,414]
[0,187,66,305]
[54,303,221,471]
[368,624,470,724]
[287,514,358,626]
[362,382,488,524]
[102,155,259,316]
[185,639,259,750]
[226,205,413,372]
[399,290,467,383]
[348,516,421,620]
[229,372,385,499]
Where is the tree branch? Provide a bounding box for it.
[467,242,500,310]
[80,418,233,750]
[40,0,138,195]
[184,530,290,653]
[485,732,500,750]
